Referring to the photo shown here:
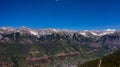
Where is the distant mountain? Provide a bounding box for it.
[78,49,120,67]
[0,27,117,37]
[0,27,120,67]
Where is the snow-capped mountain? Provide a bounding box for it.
[78,29,116,36]
[0,27,120,67]
[0,27,118,37]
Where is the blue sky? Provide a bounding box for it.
[0,0,120,30]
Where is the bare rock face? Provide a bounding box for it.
[0,34,2,40]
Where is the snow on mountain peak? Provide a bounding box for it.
[90,32,98,36]
[0,27,14,31]
[0,27,118,37]
[30,31,38,36]
[79,32,87,36]
[53,28,57,32]
[79,29,117,36]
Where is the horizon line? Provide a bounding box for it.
[0,26,119,31]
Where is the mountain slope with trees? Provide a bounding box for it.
[79,49,120,67]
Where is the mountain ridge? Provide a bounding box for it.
[0,26,120,67]
[0,27,118,37]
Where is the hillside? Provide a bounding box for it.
[78,50,120,67]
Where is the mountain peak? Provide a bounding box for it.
[0,27,14,31]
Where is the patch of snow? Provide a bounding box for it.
[98,31,115,36]
[39,32,46,35]
[30,31,38,35]
[98,32,108,36]
[80,32,87,36]
[53,29,57,32]
[0,27,14,31]
[90,32,98,36]
[47,32,52,35]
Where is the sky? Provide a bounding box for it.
[0,0,120,30]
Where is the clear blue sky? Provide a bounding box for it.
[0,0,120,30]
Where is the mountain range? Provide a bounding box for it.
[0,27,120,67]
